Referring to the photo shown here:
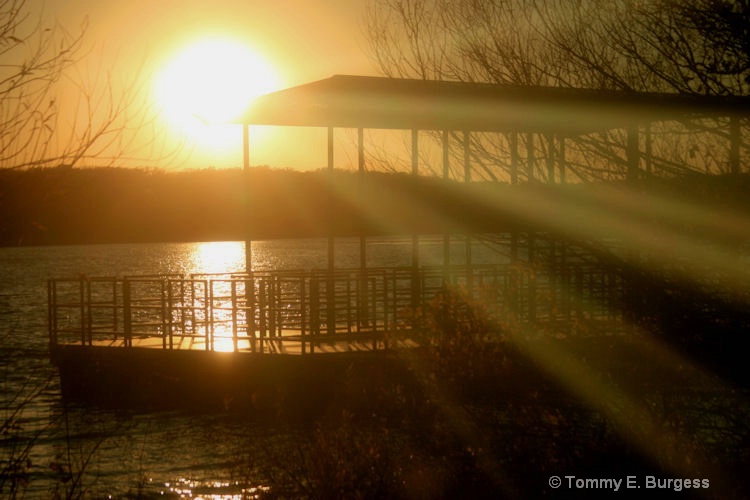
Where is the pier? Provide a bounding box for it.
[48,260,626,356]
[47,259,628,409]
[45,74,750,408]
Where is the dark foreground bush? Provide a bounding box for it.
[232,287,750,498]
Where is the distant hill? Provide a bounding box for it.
[0,166,498,246]
[1,166,749,247]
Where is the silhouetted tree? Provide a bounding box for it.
[675,0,750,93]
[364,0,749,181]
[0,0,178,169]
[365,0,749,94]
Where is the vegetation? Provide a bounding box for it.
[3,166,750,247]
[0,378,49,495]
[365,0,750,94]
[6,298,750,497]
[1,0,179,171]
[364,0,749,182]
[2,0,748,495]
[225,284,750,498]
[3,164,749,496]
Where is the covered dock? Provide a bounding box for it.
[237,74,749,272]
[48,74,750,408]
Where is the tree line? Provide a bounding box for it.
[0,166,509,246]
[2,165,749,247]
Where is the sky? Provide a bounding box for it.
[35,0,380,170]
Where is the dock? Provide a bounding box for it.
[48,262,622,409]
[46,263,626,410]
[48,267,435,356]
[48,262,624,354]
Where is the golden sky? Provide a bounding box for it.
[36,0,378,170]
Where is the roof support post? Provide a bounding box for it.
[527,132,535,182]
[730,115,740,175]
[357,127,368,328]
[462,131,472,274]
[546,132,555,184]
[327,126,335,334]
[411,129,420,311]
[510,131,519,264]
[358,127,365,172]
[327,127,335,274]
[559,136,566,184]
[510,132,519,185]
[411,129,419,175]
[463,131,471,182]
[645,123,653,175]
[411,129,419,267]
[328,127,334,170]
[627,125,640,181]
[358,127,366,271]
[442,130,450,179]
[442,130,451,268]
[243,124,252,273]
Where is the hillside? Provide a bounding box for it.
[0,166,494,246]
[2,166,749,247]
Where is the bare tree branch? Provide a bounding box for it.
[1,0,184,170]
[363,0,749,181]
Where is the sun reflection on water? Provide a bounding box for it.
[212,324,237,353]
[160,477,271,499]
[189,241,246,275]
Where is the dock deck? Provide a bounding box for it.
[46,265,627,409]
[48,268,436,356]
[84,331,420,355]
[48,264,624,356]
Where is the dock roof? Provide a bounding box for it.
[238,74,750,135]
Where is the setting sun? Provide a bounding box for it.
[154,37,280,153]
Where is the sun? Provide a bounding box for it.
[154,37,280,152]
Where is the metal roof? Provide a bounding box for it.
[237,75,750,134]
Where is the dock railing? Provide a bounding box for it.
[48,264,625,354]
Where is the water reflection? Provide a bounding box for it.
[212,324,237,353]
[189,242,246,275]
[158,477,270,499]
[1,239,508,497]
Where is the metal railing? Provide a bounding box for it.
[48,264,625,353]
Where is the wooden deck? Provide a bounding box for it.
[48,264,625,354]
[47,265,629,410]
[48,263,626,365]
[81,331,420,355]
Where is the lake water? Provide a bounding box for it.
[0,237,501,497]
